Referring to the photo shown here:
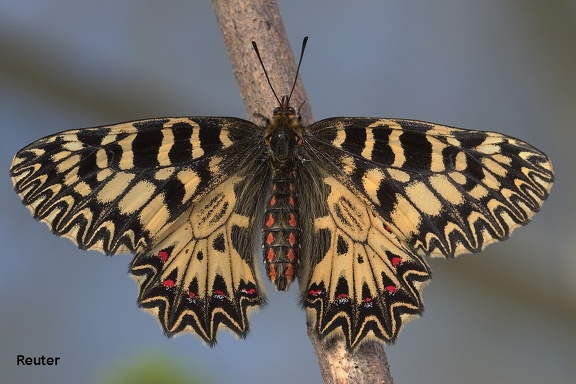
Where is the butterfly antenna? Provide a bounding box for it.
[287,36,308,105]
[252,41,282,106]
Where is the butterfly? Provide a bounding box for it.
[10,37,553,349]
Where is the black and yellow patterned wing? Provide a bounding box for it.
[10,117,269,345]
[10,111,554,350]
[299,117,553,348]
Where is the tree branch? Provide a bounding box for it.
[211,1,393,383]
[211,0,312,125]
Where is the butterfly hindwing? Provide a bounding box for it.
[10,116,268,345]
[131,174,267,344]
[300,175,431,348]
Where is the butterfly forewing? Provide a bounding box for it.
[305,118,553,256]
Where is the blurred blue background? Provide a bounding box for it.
[1,1,574,383]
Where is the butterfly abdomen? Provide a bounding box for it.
[262,114,303,291]
[262,166,301,291]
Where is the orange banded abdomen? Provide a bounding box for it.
[262,170,300,291]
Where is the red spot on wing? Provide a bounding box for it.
[241,287,257,295]
[391,256,402,267]
[385,285,397,294]
[337,293,348,299]
[363,296,374,308]
[162,279,175,288]
[158,250,169,263]
[289,196,295,206]
[308,289,323,296]
[270,195,276,206]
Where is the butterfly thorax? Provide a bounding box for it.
[262,99,303,291]
[264,97,303,158]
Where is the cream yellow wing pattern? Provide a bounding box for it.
[299,117,553,349]
[10,117,269,345]
[11,112,554,350]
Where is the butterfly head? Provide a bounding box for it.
[273,95,296,117]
